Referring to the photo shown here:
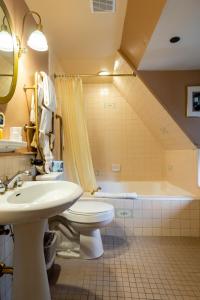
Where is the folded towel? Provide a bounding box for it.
[41,72,57,112]
[94,192,138,199]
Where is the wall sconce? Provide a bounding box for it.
[0,16,13,52]
[18,11,48,57]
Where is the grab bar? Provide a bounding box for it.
[56,114,63,160]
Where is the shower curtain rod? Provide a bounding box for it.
[54,73,136,79]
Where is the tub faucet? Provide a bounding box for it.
[2,170,32,191]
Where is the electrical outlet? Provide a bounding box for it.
[116,208,132,218]
[95,170,103,177]
[104,102,116,109]
[112,164,121,172]
[168,165,173,171]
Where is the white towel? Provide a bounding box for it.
[39,107,52,134]
[30,93,35,124]
[37,76,44,107]
[41,72,56,112]
[36,71,56,173]
[39,134,53,173]
[94,192,138,199]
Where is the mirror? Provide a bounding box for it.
[0,0,18,104]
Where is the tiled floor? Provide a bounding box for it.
[49,236,200,300]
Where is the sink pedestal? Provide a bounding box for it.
[13,220,51,300]
[0,181,83,299]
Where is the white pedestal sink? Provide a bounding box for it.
[0,181,83,300]
[0,140,27,152]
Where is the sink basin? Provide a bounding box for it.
[0,139,27,152]
[0,181,82,224]
[0,180,83,300]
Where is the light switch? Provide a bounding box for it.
[111,164,121,172]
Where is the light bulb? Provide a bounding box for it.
[98,70,110,76]
[27,29,48,52]
[0,29,13,52]
[114,60,120,71]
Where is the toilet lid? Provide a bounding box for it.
[61,201,114,223]
[68,201,113,215]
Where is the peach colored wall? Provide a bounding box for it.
[113,54,200,195]
[120,0,166,68]
[165,150,200,196]
[113,54,194,150]
[139,70,200,147]
[0,0,48,140]
[84,83,164,181]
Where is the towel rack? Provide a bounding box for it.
[23,72,43,159]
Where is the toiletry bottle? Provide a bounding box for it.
[0,128,3,140]
[0,113,5,140]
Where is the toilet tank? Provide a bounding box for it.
[36,172,64,181]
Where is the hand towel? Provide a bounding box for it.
[40,72,57,112]
[39,107,52,135]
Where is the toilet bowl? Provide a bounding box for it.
[62,200,114,259]
[36,172,114,259]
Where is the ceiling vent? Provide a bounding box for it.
[91,0,116,13]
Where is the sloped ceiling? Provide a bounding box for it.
[25,0,128,74]
[113,54,195,150]
[120,0,200,146]
[120,0,166,69]
[139,0,200,70]
[121,0,200,71]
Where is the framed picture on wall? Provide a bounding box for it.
[187,86,200,117]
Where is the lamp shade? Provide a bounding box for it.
[0,29,13,52]
[27,29,48,52]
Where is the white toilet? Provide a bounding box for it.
[36,172,114,259]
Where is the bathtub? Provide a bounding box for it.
[87,181,196,200]
[82,181,200,237]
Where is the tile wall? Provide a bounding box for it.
[98,197,200,238]
[83,55,200,238]
[113,54,194,150]
[112,54,200,197]
[84,84,164,181]
[165,149,200,196]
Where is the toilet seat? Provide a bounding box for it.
[62,201,114,223]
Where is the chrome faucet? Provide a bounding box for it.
[0,170,32,194]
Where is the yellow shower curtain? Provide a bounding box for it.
[55,76,98,193]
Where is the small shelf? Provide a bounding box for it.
[0,151,36,157]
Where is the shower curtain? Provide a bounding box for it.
[55,76,98,193]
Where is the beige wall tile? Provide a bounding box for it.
[165,149,200,196]
[84,83,164,181]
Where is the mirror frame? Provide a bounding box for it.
[0,0,18,104]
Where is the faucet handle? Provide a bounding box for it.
[16,177,23,187]
[24,170,32,176]
[0,175,7,183]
